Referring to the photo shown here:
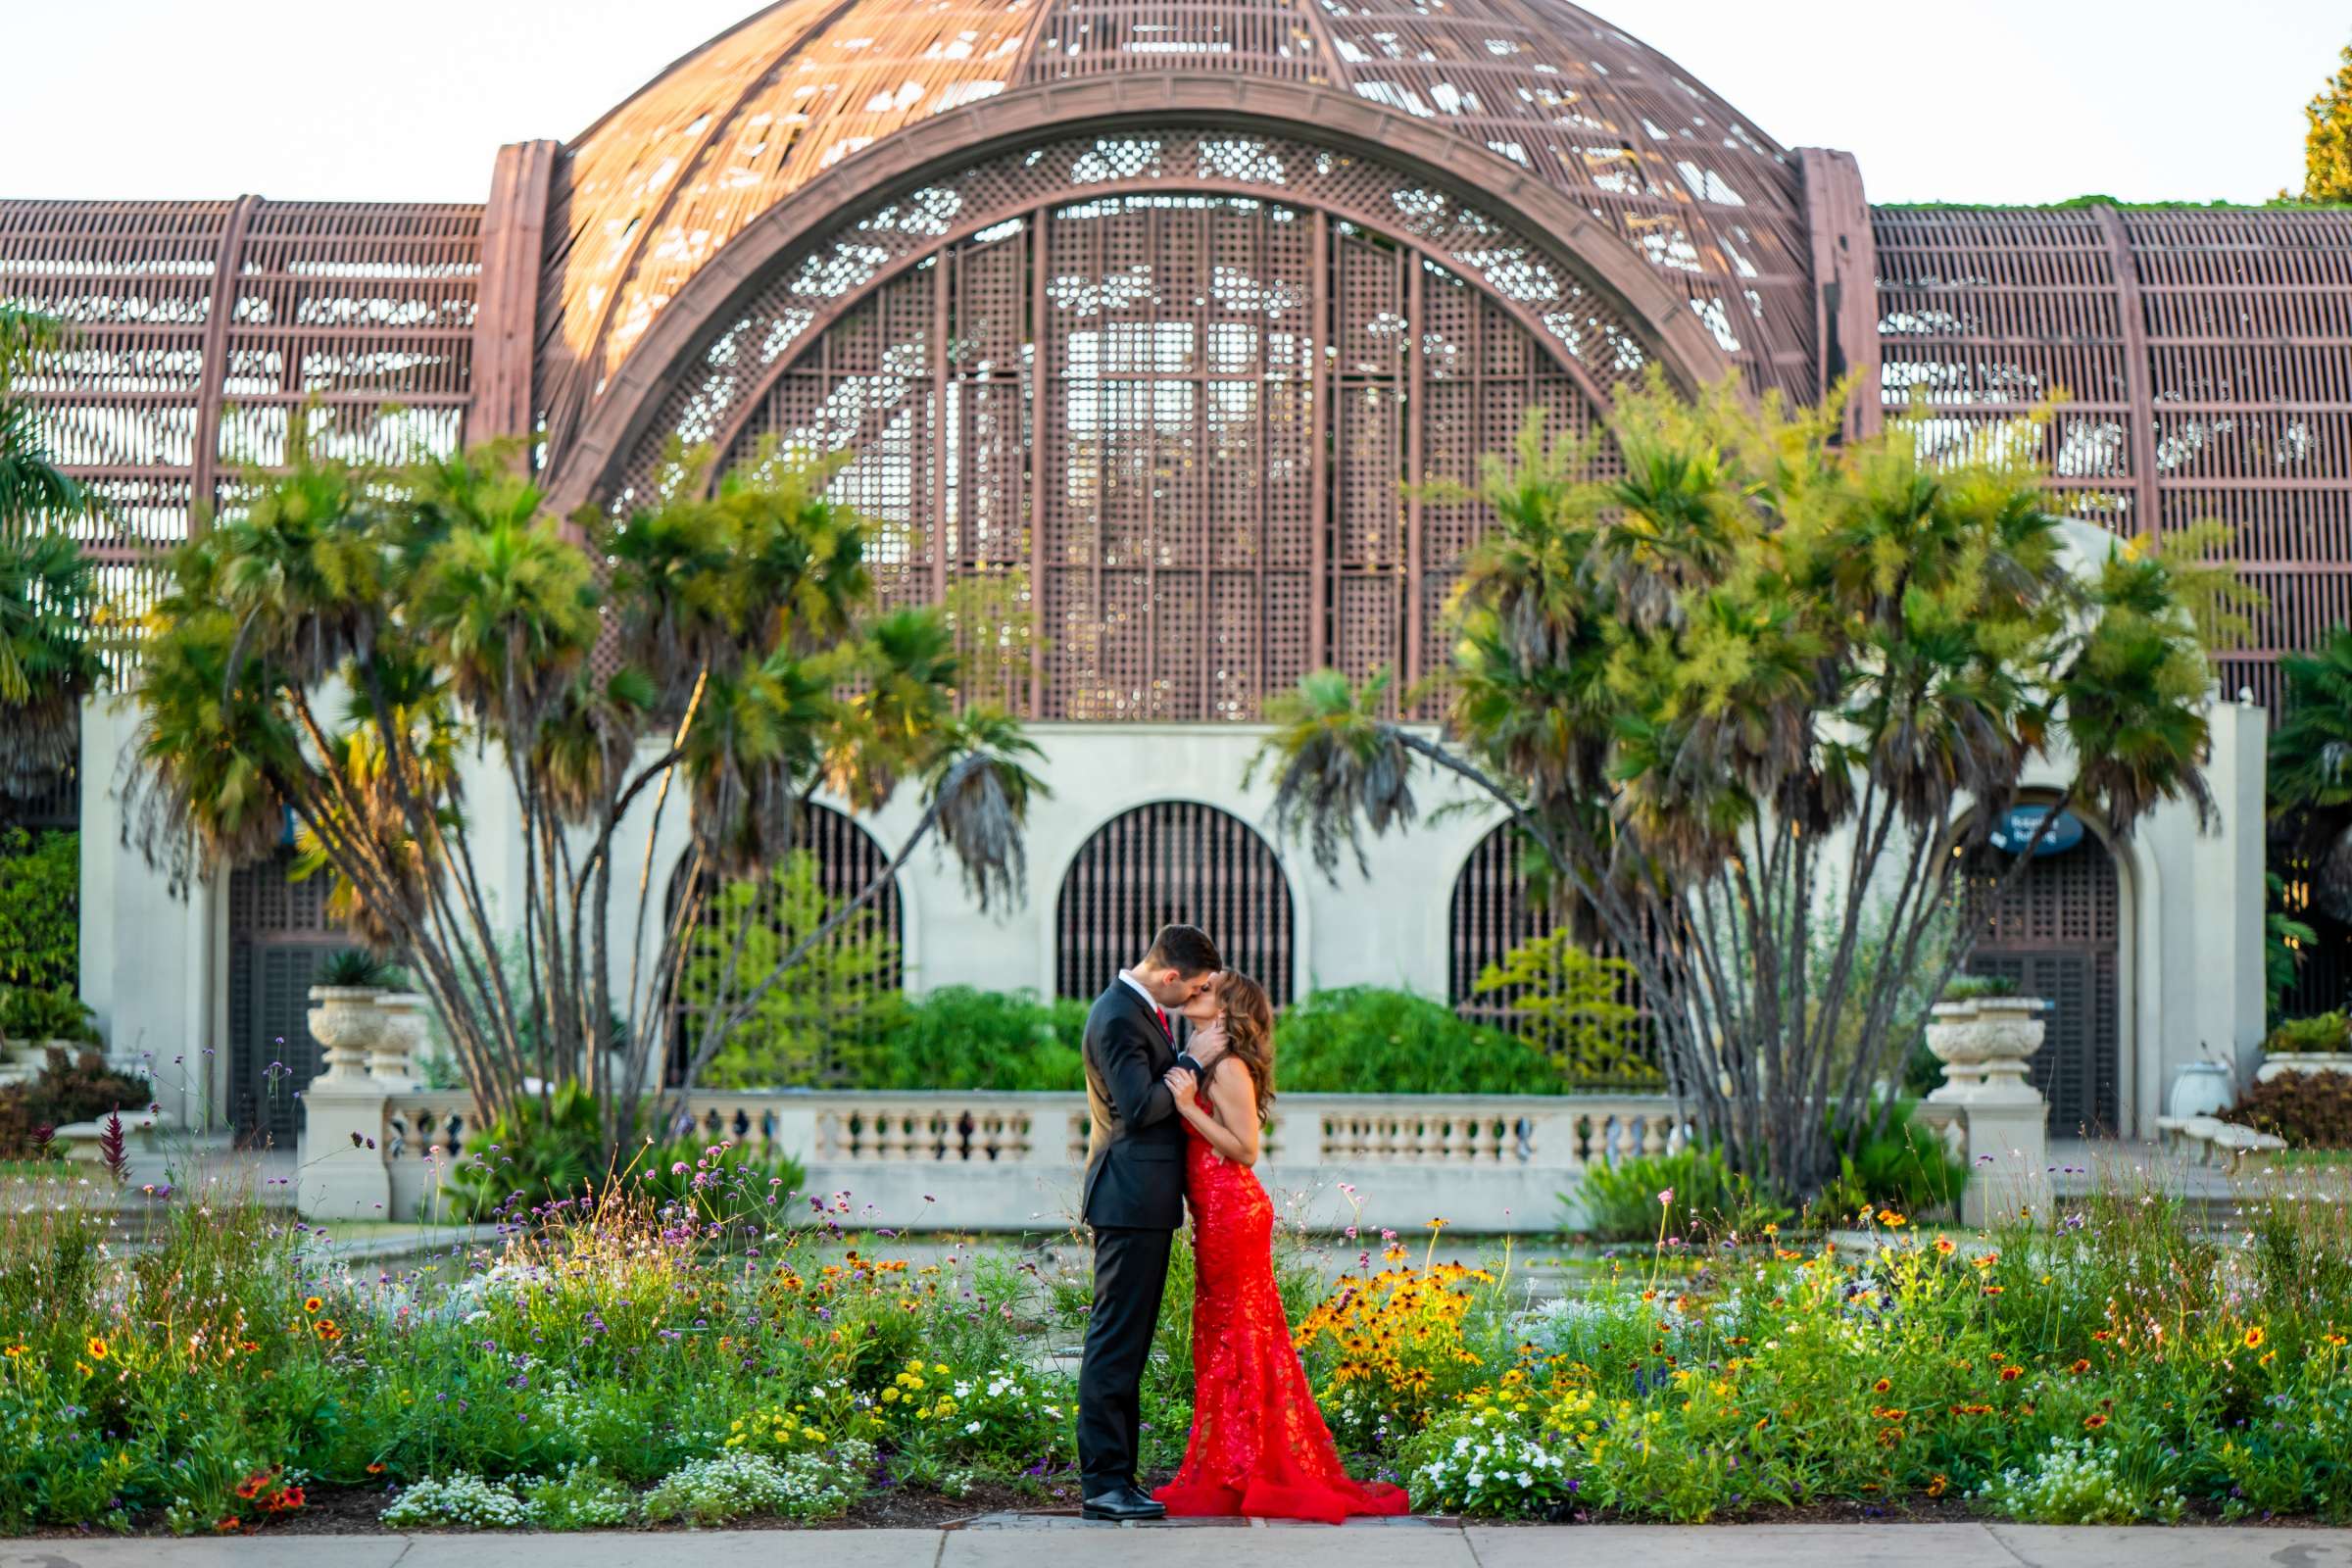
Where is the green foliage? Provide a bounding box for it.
[1251,375,2230,1201]
[0,987,97,1047]
[2267,1011,2349,1054]
[2272,629,2352,925]
[2225,1069,2352,1149]
[439,1081,806,1221]
[2304,37,2352,203]
[1471,929,1652,1085]
[0,1047,145,1157]
[1275,986,1561,1095]
[123,433,1044,1136]
[0,829,76,995]
[1572,1146,1794,1242]
[842,986,1087,1093]
[2267,873,2320,1023]
[1943,974,2020,1002]
[317,948,400,989]
[1815,1101,1973,1221]
[683,853,904,1088]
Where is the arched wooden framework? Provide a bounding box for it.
[1055,801,1295,1005]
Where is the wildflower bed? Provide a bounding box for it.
[4,1156,2350,1535]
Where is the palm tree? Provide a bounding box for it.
[1250,377,2227,1200]
[0,308,105,805]
[125,438,1045,1140]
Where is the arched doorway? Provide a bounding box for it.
[1055,802,1294,1004]
[1447,821,1654,1084]
[226,846,343,1146]
[1963,824,2123,1134]
[664,804,904,1085]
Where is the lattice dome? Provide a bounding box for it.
[535,0,1815,467]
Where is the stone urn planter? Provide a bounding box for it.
[1926,995,2048,1106]
[368,992,430,1089]
[306,986,387,1085]
[2256,1053,2352,1082]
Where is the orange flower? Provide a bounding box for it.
[367,1462,386,1476]
[2070,1358,2091,1375]
[1973,1252,1998,1270]
[215,1518,242,1534]
[3,1344,24,1358]
[1927,1475,1949,1497]
[85,1337,108,1360]
[303,1298,322,1315]
[1983,1285,2005,1297]
[2327,1333,2348,1348]
[2243,1327,2265,1349]
[234,1473,267,1501]
[1935,1239,1956,1256]
[1872,1377,1892,1394]
[2083,1413,2109,1430]
[1999,1366,2023,1382]
[2091,1330,2114,1342]
[314,1319,342,1344]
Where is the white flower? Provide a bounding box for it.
[964,1421,983,1435]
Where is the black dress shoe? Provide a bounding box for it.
[1082,1485,1167,1522]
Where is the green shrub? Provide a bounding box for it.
[2225,1068,2352,1149]
[2267,1011,2350,1054]
[0,828,77,996]
[0,985,97,1047]
[1817,1100,1972,1220]
[0,1047,146,1158]
[844,986,1086,1092]
[1571,1145,1792,1242]
[1276,986,1559,1095]
[443,1082,807,1220]
[317,948,400,989]
[1943,974,2020,1002]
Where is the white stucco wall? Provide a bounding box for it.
[74,689,2271,1142]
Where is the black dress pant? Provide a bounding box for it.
[1077,1223,1173,1495]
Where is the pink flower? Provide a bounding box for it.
[1657,1188,1675,1206]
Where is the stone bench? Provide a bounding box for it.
[2155,1114,2287,1173]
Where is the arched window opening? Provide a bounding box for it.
[665,804,904,1086]
[1055,802,1294,1005]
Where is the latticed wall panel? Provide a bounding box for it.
[685,136,1609,721]
[1055,801,1295,1004]
[1872,205,2352,712]
[226,846,344,1146]
[1964,836,2123,1134]
[534,0,1815,468]
[0,199,484,630]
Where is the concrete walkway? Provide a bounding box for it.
[9,1520,2352,1568]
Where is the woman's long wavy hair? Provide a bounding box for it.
[1202,969,1275,1122]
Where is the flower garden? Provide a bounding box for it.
[6,1149,2351,1537]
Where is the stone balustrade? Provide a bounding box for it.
[342,1086,1690,1231]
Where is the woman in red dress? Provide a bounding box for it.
[1152,971,1411,1524]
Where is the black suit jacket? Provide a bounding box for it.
[1080,980,1193,1229]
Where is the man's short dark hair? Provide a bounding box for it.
[1145,923,1222,977]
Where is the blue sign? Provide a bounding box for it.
[1988,805,2084,858]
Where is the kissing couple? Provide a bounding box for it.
[1075,922,1411,1525]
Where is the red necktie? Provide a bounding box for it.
[1154,1006,1170,1038]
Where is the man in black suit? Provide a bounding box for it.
[1075,922,1225,1522]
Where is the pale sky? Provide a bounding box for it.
[2,0,2340,206]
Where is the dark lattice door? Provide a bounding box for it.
[1055,802,1294,1004]
[1965,831,2123,1135]
[226,849,343,1147]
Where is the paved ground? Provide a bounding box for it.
[9,1520,2352,1568]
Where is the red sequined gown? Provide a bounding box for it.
[1152,1094,1411,1523]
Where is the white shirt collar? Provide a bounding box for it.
[1117,970,1162,1014]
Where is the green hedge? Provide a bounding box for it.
[1274,986,1562,1095]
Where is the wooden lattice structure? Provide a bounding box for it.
[11,4,2352,1033]
[1964,834,2125,1134]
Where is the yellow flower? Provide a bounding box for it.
[85,1338,109,1361]
[2243,1327,2265,1350]
[303,1298,322,1315]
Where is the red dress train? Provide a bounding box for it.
[1152,1096,1411,1524]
